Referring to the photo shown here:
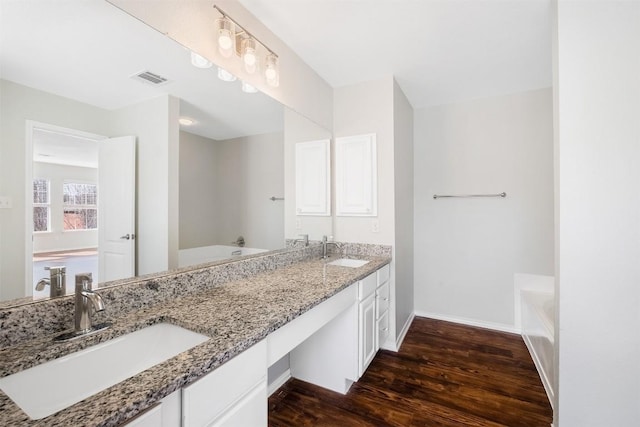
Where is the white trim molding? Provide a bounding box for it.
[414,311,520,335]
[267,368,291,397]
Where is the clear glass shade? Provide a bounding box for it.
[264,53,279,87]
[216,17,234,58]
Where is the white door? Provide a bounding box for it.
[98,136,136,282]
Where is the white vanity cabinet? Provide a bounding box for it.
[123,390,181,427]
[358,272,378,377]
[182,340,267,427]
[126,341,268,427]
[376,265,391,349]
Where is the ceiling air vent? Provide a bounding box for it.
[131,70,170,86]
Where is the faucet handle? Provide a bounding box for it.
[75,272,93,292]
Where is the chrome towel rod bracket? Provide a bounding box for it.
[433,192,507,199]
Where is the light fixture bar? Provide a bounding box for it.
[212,5,278,59]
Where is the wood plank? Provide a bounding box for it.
[269,316,553,427]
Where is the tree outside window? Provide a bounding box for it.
[63,183,98,230]
[33,178,50,232]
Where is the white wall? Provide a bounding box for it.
[414,89,554,330]
[0,79,112,301]
[393,80,414,340]
[110,95,180,275]
[553,1,640,425]
[284,108,333,241]
[32,162,98,253]
[180,130,284,250]
[333,76,415,348]
[179,131,220,248]
[333,77,395,245]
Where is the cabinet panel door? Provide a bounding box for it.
[122,404,162,427]
[335,134,377,216]
[358,293,377,377]
[209,382,267,427]
[182,341,266,427]
[295,139,330,216]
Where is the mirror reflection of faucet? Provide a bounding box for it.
[231,236,245,247]
[35,266,66,298]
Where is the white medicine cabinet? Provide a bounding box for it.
[335,133,377,217]
[295,139,331,216]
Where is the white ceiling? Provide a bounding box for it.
[0,0,283,141]
[33,129,99,169]
[239,0,552,108]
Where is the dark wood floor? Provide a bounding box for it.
[269,317,552,427]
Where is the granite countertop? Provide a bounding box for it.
[0,254,391,426]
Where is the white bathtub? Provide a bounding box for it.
[521,289,555,406]
[178,245,268,268]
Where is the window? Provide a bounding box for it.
[33,179,50,232]
[63,183,98,230]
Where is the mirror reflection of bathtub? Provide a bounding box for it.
[178,245,269,267]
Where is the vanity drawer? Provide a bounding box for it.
[377,310,390,348]
[376,280,390,319]
[358,273,377,300]
[377,264,390,286]
[182,340,267,427]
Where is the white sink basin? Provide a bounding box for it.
[0,323,208,420]
[328,258,370,268]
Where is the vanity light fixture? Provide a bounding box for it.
[213,5,280,88]
[190,52,212,69]
[178,117,195,126]
[217,67,237,82]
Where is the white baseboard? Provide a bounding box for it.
[380,312,415,352]
[414,310,519,335]
[267,368,291,396]
[395,312,415,350]
[522,334,555,409]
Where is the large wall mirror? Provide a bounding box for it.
[0,0,332,305]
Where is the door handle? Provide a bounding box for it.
[120,233,135,240]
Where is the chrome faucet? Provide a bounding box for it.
[231,235,246,247]
[295,234,309,247]
[35,266,66,298]
[74,273,104,334]
[321,235,341,259]
[55,273,109,341]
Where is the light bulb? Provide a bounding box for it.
[242,38,257,73]
[216,17,234,58]
[265,67,277,80]
[264,53,279,87]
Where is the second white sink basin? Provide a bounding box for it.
[0,323,209,420]
[328,258,370,268]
